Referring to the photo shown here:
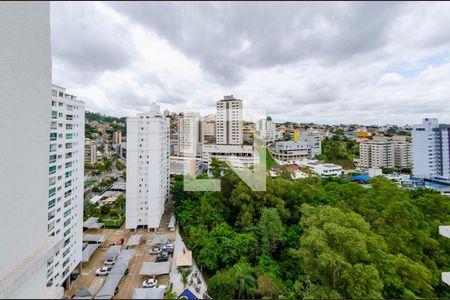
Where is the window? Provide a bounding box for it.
[50,132,57,141]
[52,90,58,97]
[49,166,57,175]
[48,199,56,209]
[65,171,72,178]
[51,111,57,119]
[65,162,72,168]
[66,133,73,139]
[49,187,56,197]
[64,209,71,217]
[49,154,57,164]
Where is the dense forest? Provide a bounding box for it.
[172,159,450,299]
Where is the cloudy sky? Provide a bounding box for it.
[51,1,450,125]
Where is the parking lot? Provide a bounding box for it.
[64,209,176,299]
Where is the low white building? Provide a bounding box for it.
[271,130,322,161]
[296,160,343,178]
[202,144,259,169]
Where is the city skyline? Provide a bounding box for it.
[51,2,450,125]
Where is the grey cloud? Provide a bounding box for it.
[51,2,134,83]
[107,1,404,86]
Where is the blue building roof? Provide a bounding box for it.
[352,175,371,180]
[178,288,198,300]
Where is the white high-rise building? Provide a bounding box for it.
[216,95,243,145]
[412,118,450,179]
[258,116,276,143]
[178,112,202,158]
[126,103,170,230]
[0,2,63,298]
[48,85,85,289]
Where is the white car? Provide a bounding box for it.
[162,243,174,253]
[143,278,157,288]
[96,267,112,276]
[104,258,115,265]
[150,246,161,255]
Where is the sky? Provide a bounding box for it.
[51,1,450,125]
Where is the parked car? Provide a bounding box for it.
[142,278,157,288]
[70,272,80,281]
[116,237,125,245]
[96,267,112,276]
[114,287,119,295]
[156,251,169,262]
[162,243,174,254]
[150,246,161,255]
[104,258,115,265]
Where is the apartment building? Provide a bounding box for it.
[216,95,243,145]
[202,96,259,167]
[271,130,322,161]
[203,114,216,144]
[0,3,63,298]
[412,118,450,179]
[359,136,412,169]
[178,112,202,158]
[48,84,85,289]
[258,116,276,143]
[113,131,122,145]
[126,103,170,230]
[84,139,97,165]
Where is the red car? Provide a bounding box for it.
[116,237,125,245]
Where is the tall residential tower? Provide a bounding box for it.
[126,103,170,230]
[412,118,450,179]
[216,95,243,145]
[48,84,85,288]
[0,2,63,298]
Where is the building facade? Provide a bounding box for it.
[178,112,202,158]
[359,136,412,169]
[412,118,450,179]
[271,130,322,161]
[203,114,216,144]
[48,84,85,288]
[126,103,170,230]
[0,3,63,298]
[84,139,97,165]
[258,116,276,143]
[296,160,344,178]
[202,96,259,168]
[113,131,122,145]
[216,95,243,145]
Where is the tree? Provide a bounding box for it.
[259,208,284,255]
[256,273,285,298]
[233,261,257,299]
[209,269,239,299]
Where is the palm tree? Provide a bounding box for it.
[233,262,256,299]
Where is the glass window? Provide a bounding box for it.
[51,111,57,119]
[49,166,57,175]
